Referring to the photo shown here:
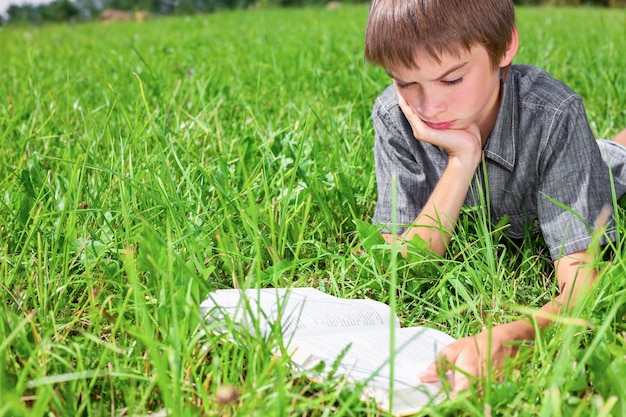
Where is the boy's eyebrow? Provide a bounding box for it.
[386,62,469,83]
[434,62,469,80]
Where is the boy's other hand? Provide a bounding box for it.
[396,86,482,168]
[419,322,525,396]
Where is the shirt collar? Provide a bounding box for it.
[482,72,517,171]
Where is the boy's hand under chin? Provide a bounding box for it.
[396,86,483,169]
[419,322,523,396]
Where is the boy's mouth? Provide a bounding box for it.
[422,120,456,130]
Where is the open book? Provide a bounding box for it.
[200,287,455,416]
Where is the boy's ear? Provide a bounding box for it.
[499,26,519,68]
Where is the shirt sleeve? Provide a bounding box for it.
[371,89,447,234]
[536,96,615,260]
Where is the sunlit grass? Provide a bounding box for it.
[0,5,625,416]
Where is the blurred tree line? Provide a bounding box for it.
[1,0,624,25]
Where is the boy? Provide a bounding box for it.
[364,0,626,395]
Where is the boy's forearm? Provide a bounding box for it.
[498,250,597,342]
[535,252,597,328]
[393,155,480,256]
[502,284,596,344]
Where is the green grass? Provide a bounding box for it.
[0,5,625,417]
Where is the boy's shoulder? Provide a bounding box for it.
[507,64,581,110]
[373,82,400,113]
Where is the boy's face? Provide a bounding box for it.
[387,44,508,140]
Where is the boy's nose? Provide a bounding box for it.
[414,92,444,120]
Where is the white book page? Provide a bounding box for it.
[287,326,455,415]
[200,288,399,337]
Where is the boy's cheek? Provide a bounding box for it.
[395,88,422,116]
[394,88,413,111]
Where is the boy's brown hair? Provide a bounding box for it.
[364,0,516,74]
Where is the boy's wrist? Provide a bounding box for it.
[494,320,536,342]
[447,151,482,176]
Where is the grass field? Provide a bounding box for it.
[1,5,626,416]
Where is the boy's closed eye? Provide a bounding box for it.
[441,77,463,86]
[395,77,464,89]
[396,81,415,89]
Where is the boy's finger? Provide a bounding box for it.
[451,370,470,397]
[419,342,460,382]
[395,92,429,139]
[418,361,440,382]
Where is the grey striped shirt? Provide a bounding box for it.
[372,64,626,260]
